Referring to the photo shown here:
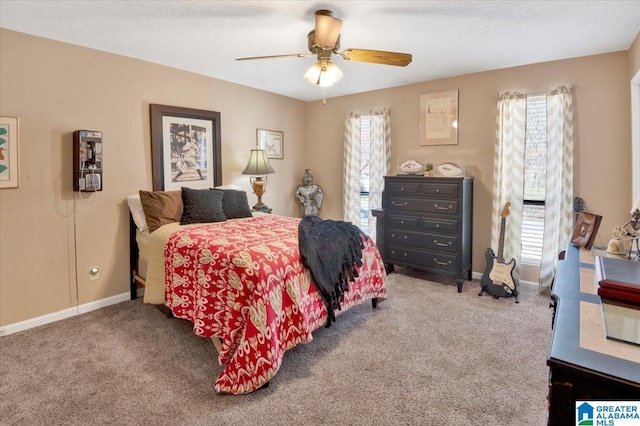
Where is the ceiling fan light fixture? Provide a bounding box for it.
[320,61,343,86]
[304,62,322,84]
[304,61,343,87]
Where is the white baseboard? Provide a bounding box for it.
[0,292,132,337]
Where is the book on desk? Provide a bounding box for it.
[595,256,640,304]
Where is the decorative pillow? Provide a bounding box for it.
[211,188,253,219]
[181,187,226,224]
[139,190,183,233]
[127,194,149,232]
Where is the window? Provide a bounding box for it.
[359,115,371,233]
[521,95,546,264]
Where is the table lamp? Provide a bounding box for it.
[242,148,275,211]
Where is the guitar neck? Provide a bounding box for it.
[497,217,506,263]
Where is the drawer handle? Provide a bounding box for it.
[434,240,452,247]
[392,201,408,207]
[400,220,404,224]
[436,224,440,228]
[436,189,440,193]
[433,258,452,266]
[403,235,407,239]
[434,203,453,210]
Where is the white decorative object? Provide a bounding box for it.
[437,161,464,177]
[399,160,424,175]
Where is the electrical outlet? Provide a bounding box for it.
[89,266,100,281]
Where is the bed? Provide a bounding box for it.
[127,111,387,394]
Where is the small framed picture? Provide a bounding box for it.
[0,116,19,189]
[420,89,459,146]
[257,129,284,159]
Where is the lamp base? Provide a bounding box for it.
[250,176,269,212]
[252,203,271,211]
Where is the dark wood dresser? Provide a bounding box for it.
[379,175,473,291]
[547,244,640,425]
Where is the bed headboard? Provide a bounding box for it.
[130,104,223,300]
[149,104,222,191]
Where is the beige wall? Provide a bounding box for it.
[307,52,632,277]
[1,28,635,327]
[0,29,307,327]
[629,31,640,76]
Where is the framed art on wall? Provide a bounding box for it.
[0,116,19,189]
[420,89,459,146]
[150,104,222,191]
[257,129,284,159]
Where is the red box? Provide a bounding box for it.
[595,256,640,305]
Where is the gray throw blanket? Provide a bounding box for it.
[298,215,368,327]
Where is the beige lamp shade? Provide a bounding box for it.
[242,148,275,175]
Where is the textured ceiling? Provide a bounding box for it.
[1,1,639,101]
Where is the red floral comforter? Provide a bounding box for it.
[164,215,387,394]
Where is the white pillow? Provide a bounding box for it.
[127,194,149,232]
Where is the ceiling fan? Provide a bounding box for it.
[236,9,412,87]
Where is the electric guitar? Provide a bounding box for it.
[480,202,519,302]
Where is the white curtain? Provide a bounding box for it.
[539,86,574,289]
[343,108,391,242]
[493,92,527,283]
[343,112,362,226]
[368,108,391,239]
[494,87,574,290]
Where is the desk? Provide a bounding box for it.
[547,244,640,425]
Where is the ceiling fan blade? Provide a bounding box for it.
[235,53,311,61]
[314,9,343,48]
[341,49,412,67]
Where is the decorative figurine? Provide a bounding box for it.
[621,205,640,261]
[295,169,323,217]
[606,225,626,255]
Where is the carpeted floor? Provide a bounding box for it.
[0,269,552,425]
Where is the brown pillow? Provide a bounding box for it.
[139,190,183,232]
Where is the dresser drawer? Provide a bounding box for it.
[388,214,459,233]
[387,245,460,273]
[422,217,459,233]
[388,229,459,253]
[419,183,459,199]
[387,197,460,215]
[386,181,420,195]
[387,214,420,229]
